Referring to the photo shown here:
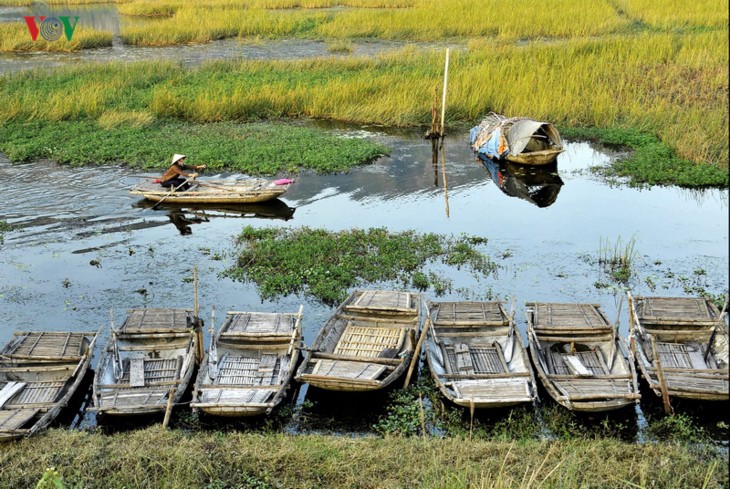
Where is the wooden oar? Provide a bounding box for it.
[404,300,431,388]
[607,296,624,371]
[704,296,729,363]
[151,176,195,210]
[503,296,516,363]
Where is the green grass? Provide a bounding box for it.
[0,120,389,174]
[226,227,496,304]
[0,26,726,185]
[0,23,113,52]
[564,127,729,187]
[0,220,11,245]
[0,428,726,488]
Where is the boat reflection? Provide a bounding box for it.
[481,158,563,208]
[133,199,295,235]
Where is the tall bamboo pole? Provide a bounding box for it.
[440,48,450,137]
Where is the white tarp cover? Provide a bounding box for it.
[470,113,563,158]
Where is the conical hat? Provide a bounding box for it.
[171,154,186,164]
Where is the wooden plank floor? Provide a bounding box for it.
[431,302,506,326]
[4,332,86,359]
[223,312,295,336]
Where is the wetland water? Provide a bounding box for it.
[1,127,728,436]
[0,8,728,436]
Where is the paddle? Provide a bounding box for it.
[503,296,516,363]
[704,295,729,363]
[607,295,624,371]
[404,299,431,388]
[151,175,196,210]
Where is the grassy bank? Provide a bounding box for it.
[1,428,726,488]
[0,24,726,184]
[226,227,495,304]
[0,120,388,174]
[0,23,112,52]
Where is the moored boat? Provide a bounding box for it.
[91,308,198,417]
[295,290,421,392]
[0,330,99,441]
[426,301,537,409]
[627,294,728,403]
[470,112,564,165]
[129,178,293,204]
[526,302,640,412]
[191,306,303,417]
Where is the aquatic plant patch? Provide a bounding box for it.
[226,227,497,304]
[564,127,729,187]
[0,120,389,174]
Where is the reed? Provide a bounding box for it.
[599,236,638,285]
[0,429,726,488]
[0,23,113,52]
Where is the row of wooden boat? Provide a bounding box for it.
[1,291,727,441]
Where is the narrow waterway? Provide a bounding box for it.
[1,126,727,438]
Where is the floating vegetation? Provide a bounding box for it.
[0,121,389,174]
[225,227,497,304]
[598,236,638,286]
[0,220,10,244]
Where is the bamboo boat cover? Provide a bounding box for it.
[119,308,194,334]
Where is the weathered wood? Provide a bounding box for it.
[296,290,420,393]
[1,328,98,441]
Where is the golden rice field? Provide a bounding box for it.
[0,0,727,170]
[0,23,113,51]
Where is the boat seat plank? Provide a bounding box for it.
[0,408,39,431]
[454,343,474,374]
[333,324,404,358]
[100,388,169,407]
[4,381,65,407]
[660,374,729,393]
[563,355,593,377]
[311,359,386,381]
[451,378,531,401]
[552,378,633,397]
[129,358,145,387]
[199,388,276,405]
[0,382,27,408]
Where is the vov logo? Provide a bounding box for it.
[23,16,80,42]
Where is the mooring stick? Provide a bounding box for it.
[440,48,450,138]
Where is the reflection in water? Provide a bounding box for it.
[481,158,564,208]
[132,199,296,235]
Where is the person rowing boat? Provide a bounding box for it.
[160,154,207,191]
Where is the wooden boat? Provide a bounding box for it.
[191,306,303,416]
[526,302,640,412]
[295,290,421,392]
[129,178,293,204]
[470,112,564,165]
[627,294,728,403]
[91,308,198,417]
[426,301,538,409]
[1,330,99,441]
